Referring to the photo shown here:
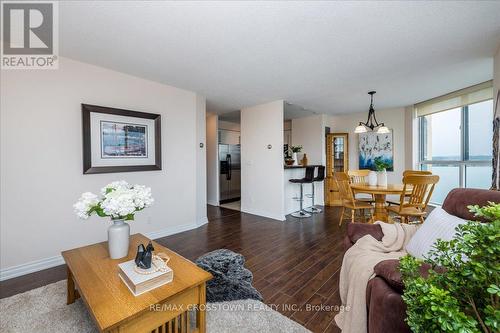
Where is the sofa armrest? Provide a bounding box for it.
[373,259,434,294]
[374,259,404,293]
[344,222,384,251]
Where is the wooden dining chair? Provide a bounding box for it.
[347,170,374,202]
[387,170,433,206]
[334,172,374,226]
[386,174,439,224]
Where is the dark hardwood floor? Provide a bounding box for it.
[0,205,346,333]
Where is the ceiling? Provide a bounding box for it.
[219,102,317,122]
[59,1,500,115]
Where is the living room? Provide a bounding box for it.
[1,1,499,333]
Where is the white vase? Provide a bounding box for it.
[368,171,377,186]
[292,152,298,166]
[377,170,388,187]
[108,219,130,259]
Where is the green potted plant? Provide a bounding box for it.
[290,145,303,166]
[400,202,500,333]
[373,156,391,186]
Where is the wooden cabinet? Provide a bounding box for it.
[325,133,349,206]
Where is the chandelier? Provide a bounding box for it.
[354,91,389,134]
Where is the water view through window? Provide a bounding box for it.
[419,100,493,204]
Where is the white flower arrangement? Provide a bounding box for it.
[73,181,154,221]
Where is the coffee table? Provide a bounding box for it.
[62,233,212,333]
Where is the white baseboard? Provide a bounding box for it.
[240,207,285,222]
[196,217,209,226]
[0,255,66,282]
[207,200,219,206]
[0,221,206,282]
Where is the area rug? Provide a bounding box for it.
[196,249,263,302]
[0,280,310,333]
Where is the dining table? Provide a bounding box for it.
[349,183,410,222]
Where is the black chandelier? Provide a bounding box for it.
[354,91,389,134]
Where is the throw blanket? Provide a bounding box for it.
[334,222,419,333]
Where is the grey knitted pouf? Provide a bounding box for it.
[195,249,263,303]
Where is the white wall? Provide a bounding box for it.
[291,114,325,165]
[241,100,284,220]
[219,120,240,131]
[0,57,206,279]
[206,113,219,206]
[196,95,208,224]
[328,107,407,184]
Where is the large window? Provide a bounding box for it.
[419,99,493,204]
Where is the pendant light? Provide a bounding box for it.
[354,91,389,134]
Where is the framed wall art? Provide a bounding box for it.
[358,130,394,171]
[82,104,161,174]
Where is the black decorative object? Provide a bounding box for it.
[195,249,263,302]
[354,91,390,134]
[134,241,155,269]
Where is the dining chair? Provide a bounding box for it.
[386,174,439,224]
[387,170,433,206]
[347,170,374,203]
[334,172,374,226]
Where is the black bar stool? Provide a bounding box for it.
[289,166,315,218]
[305,165,325,214]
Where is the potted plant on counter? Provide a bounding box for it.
[374,156,390,186]
[73,181,154,259]
[290,145,303,166]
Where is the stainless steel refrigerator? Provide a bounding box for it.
[219,144,241,204]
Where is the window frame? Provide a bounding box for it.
[418,101,492,202]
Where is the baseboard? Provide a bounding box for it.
[196,216,209,226]
[0,221,206,282]
[240,207,286,222]
[0,255,65,282]
[207,200,219,206]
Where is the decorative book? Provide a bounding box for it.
[118,258,173,296]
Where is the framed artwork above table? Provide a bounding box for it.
[82,104,162,174]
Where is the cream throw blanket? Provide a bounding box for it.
[334,222,419,333]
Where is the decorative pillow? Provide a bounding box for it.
[405,207,467,260]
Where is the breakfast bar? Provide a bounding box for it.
[284,165,324,216]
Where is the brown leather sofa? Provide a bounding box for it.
[343,188,500,333]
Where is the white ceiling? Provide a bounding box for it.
[59,1,500,115]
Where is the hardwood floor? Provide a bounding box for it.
[0,205,346,333]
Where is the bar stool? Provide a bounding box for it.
[305,165,325,214]
[289,166,315,218]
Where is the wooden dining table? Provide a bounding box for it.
[350,183,410,222]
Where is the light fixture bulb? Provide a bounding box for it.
[377,126,390,134]
[354,125,367,133]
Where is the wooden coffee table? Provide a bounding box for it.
[62,233,212,333]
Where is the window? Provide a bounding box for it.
[419,99,493,204]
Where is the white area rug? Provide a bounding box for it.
[0,280,310,333]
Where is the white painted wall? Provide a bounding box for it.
[196,95,208,224]
[328,107,407,184]
[206,113,219,206]
[0,57,206,279]
[219,120,240,131]
[291,114,325,165]
[241,100,284,220]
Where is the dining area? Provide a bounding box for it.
[333,169,440,225]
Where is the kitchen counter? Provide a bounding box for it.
[284,164,322,169]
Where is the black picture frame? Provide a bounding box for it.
[82,104,162,174]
